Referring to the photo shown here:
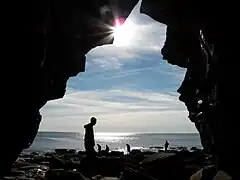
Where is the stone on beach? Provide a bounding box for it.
[140,152,184,179]
[4,148,216,180]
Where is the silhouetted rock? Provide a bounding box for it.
[140,152,185,179]
[142,151,156,155]
[178,146,189,152]
[8,169,25,177]
[97,144,102,153]
[68,149,77,154]
[190,165,218,180]
[190,147,202,152]
[130,149,141,155]
[3,1,140,177]
[4,149,219,179]
[149,146,163,149]
[212,171,233,180]
[140,1,239,178]
[46,169,89,180]
[55,149,68,154]
[109,151,124,157]
[140,152,176,166]
[78,151,86,155]
[123,167,157,180]
[184,165,202,180]
[92,175,121,180]
[50,155,66,169]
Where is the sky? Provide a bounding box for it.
[39,1,197,133]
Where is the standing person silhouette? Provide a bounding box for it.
[164,140,169,151]
[84,117,97,157]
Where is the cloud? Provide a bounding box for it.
[86,3,167,70]
[91,57,122,70]
[87,46,139,64]
[39,88,197,133]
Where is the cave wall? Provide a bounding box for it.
[141,0,239,178]
[2,0,239,178]
[3,1,139,177]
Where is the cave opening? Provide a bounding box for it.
[36,1,199,153]
[3,0,237,179]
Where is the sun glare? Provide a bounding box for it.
[113,18,136,46]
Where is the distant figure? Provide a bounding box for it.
[97,144,101,153]
[84,117,97,156]
[164,140,169,151]
[126,144,131,154]
[105,145,109,153]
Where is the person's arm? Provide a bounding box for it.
[84,123,89,128]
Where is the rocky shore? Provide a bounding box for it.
[4,148,215,180]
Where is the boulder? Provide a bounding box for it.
[142,151,156,155]
[46,169,90,180]
[130,149,141,155]
[109,151,124,157]
[213,171,232,180]
[79,156,124,177]
[184,165,201,180]
[140,152,176,165]
[30,155,52,164]
[13,161,31,169]
[92,175,121,180]
[3,177,15,180]
[8,169,25,177]
[123,167,157,180]
[140,152,185,179]
[55,149,68,154]
[78,151,86,156]
[190,166,218,180]
[191,147,197,151]
[68,149,77,154]
[100,177,120,180]
[19,165,41,171]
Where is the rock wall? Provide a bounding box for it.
[2,1,139,177]
[141,0,239,178]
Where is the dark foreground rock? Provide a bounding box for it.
[4,148,222,180]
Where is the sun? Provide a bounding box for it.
[112,18,136,46]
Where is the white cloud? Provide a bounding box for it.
[86,3,167,69]
[82,66,159,81]
[91,57,122,70]
[88,19,166,56]
[39,88,197,133]
[87,46,138,60]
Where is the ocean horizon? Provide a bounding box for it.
[27,131,202,153]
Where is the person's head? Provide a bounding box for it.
[90,117,97,125]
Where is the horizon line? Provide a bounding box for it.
[38,131,198,134]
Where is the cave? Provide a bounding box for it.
[2,0,239,179]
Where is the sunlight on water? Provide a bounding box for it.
[95,132,135,143]
[95,132,134,136]
[29,132,202,152]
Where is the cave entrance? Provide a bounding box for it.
[38,4,197,137]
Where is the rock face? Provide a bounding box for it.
[3,0,239,179]
[141,0,239,179]
[2,1,139,177]
[140,152,184,179]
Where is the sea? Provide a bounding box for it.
[27,132,202,153]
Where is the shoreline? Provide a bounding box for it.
[25,145,203,154]
[5,147,212,180]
